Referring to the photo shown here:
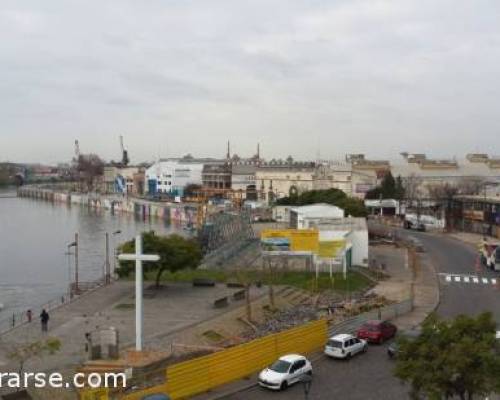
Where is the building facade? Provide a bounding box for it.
[231,164,258,200]
[256,162,316,204]
[103,166,144,195]
[202,162,232,190]
[145,159,207,196]
[449,195,500,238]
[312,161,353,195]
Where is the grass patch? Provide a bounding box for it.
[125,268,371,293]
[143,269,229,283]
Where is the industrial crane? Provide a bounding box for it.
[120,135,129,166]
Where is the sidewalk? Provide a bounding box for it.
[391,248,440,331]
[0,280,264,381]
[446,231,500,248]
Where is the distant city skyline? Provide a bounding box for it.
[1,0,500,164]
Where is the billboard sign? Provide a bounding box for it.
[261,229,319,253]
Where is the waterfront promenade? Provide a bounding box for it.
[0,280,263,387]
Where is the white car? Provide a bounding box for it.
[258,354,312,390]
[324,334,367,359]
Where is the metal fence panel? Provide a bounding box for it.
[166,319,327,399]
[85,299,412,400]
[79,388,109,400]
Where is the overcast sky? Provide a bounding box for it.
[1,0,500,164]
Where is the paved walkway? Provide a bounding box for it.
[0,281,263,377]
[369,245,412,302]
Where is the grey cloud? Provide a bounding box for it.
[1,0,500,163]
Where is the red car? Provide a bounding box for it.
[356,320,397,344]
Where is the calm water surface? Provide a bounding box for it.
[0,188,182,316]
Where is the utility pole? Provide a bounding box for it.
[105,232,110,284]
[75,233,79,294]
[67,234,79,296]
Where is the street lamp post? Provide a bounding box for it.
[112,230,121,278]
[67,233,79,295]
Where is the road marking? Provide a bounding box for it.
[441,273,498,288]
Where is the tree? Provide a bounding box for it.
[275,188,367,217]
[117,232,203,288]
[76,154,104,192]
[380,171,396,197]
[8,338,61,390]
[0,165,10,186]
[395,175,405,200]
[403,173,424,208]
[365,171,405,200]
[394,312,500,400]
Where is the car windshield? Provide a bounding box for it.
[269,360,291,373]
[327,340,343,348]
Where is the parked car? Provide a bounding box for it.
[324,334,367,359]
[258,354,312,391]
[387,329,421,359]
[357,320,397,344]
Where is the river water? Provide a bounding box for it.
[0,187,182,318]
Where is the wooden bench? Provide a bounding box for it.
[193,278,216,287]
[233,290,246,301]
[226,281,245,288]
[213,297,229,308]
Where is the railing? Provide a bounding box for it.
[328,298,413,336]
[0,279,106,335]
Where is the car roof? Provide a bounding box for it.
[329,334,355,341]
[279,354,305,362]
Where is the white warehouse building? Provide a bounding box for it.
[290,203,345,229]
[145,159,205,196]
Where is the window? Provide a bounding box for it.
[327,340,342,348]
[269,360,291,373]
[292,360,305,372]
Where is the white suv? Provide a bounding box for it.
[324,334,367,359]
[258,354,312,390]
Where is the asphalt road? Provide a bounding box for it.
[225,230,500,400]
[402,230,500,322]
[227,344,406,400]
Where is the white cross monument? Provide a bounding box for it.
[118,235,160,351]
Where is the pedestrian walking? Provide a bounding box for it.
[26,309,32,323]
[40,309,49,332]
